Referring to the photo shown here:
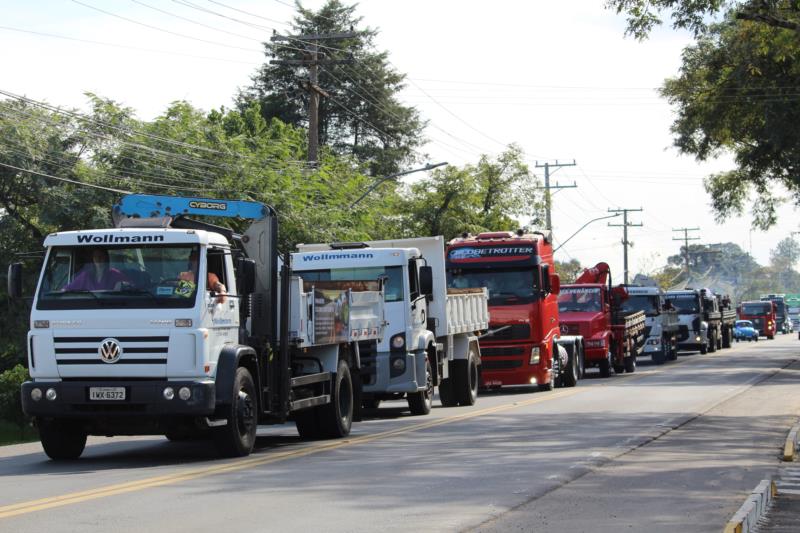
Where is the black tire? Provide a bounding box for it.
[651,342,666,365]
[624,354,636,373]
[408,358,433,415]
[700,343,708,354]
[38,419,87,460]
[667,338,678,361]
[599,353,611,378]
[454,346,480,406]
[213,366,258,457]
[438,376,458,407]
[612,361,625,374]
[318,358,354,437]
[768,335,775,340]
[563,345,579,388]
[722,327,731,348]
[708,331,717,353]
[755,336,759,342]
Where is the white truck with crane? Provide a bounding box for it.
[295,237,490,413]
[8,194,386,460]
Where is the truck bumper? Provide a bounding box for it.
[362,350,427,394]
[21,379,216,418]
[478,343,547,387]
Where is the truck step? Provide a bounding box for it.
[291,372,331,388]
[290,395,331,411]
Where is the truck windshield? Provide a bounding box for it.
[664,295,699,314]
[557,288,602,313]
[298,266,403,302]
[37,244,200,310]
[742,303,771,315]
[619,295,660,316]
[447,268,538,305]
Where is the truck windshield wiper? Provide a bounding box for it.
[117,288,158,302]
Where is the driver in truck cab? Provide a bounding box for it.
[63,248,130,291]
[180,248,227,303]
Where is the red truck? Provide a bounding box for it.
[557,262,646,377]
[445,230,584,392]
[738,300,777,339]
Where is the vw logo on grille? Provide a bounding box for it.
[98,338,123,364]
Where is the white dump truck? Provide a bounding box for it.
[295,236,489,413]
[621,285,679,365]
[9,194,385,460]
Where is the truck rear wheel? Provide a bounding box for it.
[38,419,87,460]
[651,342,666,365]
[319,358,354,437]
[454,347,479,406]
[563,344,580,388]
[438,377,457,407]
[408,359,433,415]
[667,339,678,360]
[599,353,611,378]
[700,342,708,354]
[214,366,258,457]
[624,354,636,373]
[708,331,717,353]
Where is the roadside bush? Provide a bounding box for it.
[0,364,30,440]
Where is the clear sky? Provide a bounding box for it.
[1,0,796,277]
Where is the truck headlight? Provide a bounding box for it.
[647,338,661,345]
[529,347,540,365]
[390,333,405,351]
[30,388,42,401]
[46,388,57,401]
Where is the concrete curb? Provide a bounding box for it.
[722,479,776,533]
[783,422,800,461]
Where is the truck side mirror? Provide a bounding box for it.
[549,273,560,295]
[7,263,22,299]
[541,264,551,294]
[419,265,434,300]
[236,258,257,294]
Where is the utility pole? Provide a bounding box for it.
[271,31,356,164]
[535,160,577,231]
[672,227,700,276]
[608,207,643,284]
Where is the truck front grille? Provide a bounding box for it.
[488,324,530,341]
[481,360,523,370]
[54,336,169,366]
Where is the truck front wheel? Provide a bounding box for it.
[454,346,480,406]
[408,358,433,415]
[38,419,87,460]
[319,358,355,437]
[599,352,611,378]
[213,366,258,457]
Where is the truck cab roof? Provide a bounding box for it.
[43,228,230,247]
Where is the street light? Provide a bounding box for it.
[350,162,448,208]
[554,213,621,252]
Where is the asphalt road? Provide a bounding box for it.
[1,335,799,532]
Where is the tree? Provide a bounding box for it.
[555,259,583,283]
[401,146,544,239]
[238,0,425,177]
[606,1,800,39]
[770,237,800,270]
[607,1,800,229]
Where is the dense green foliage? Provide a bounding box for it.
[0,365,29,440]
[608,1,800,229]
[238,0,425,177]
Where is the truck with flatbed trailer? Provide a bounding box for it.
[717,294,737,348]
[619,285,678,365]
[444,230,584,392]
[664,289,713,354]
[761,294,790,334]
[294,237,490,411]
[8,194,387,460]
[558,263,646,377]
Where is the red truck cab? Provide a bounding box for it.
[738,300,777,339]
[558,263,645,376]
[445,230,562,389]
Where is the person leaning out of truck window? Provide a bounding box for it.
[180,249,227,303]
[64,248,130,291]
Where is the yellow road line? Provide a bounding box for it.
[0,387,583,519]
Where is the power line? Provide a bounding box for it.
[0,162,131,194]
[672,227,701,275]
[130,0,267,43]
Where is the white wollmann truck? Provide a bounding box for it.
[9,194,386,460]
[295,237,490,413]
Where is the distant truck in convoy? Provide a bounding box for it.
[8,194,387,460]
[785,293,800,332]
[716,294,738,348]
[294,237,490,412]
[739,300,777,339]
[558,262,646,377]
[445,230,584,392]
[619,285,678,365]
[760,294,790,334]
[664,288,721,354]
